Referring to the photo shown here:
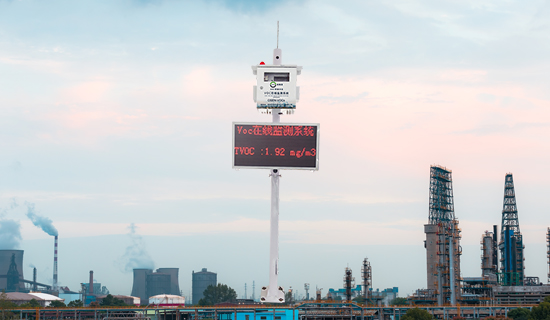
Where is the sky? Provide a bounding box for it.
[1,0,550,302]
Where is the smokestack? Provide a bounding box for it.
[89,270,94,295]
[33,267,37,291]
[53,235,58,290]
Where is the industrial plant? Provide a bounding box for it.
[4,165,550,320]
[406,166,550,306]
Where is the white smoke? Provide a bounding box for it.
[121,223,155,272]
[25,202,58,236]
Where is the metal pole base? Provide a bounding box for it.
[260,285,285,303]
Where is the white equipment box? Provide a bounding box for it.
[252,64,302,114]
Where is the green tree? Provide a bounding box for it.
[67,300,83,307]
[0,291,17,320]
[401,308,433,320]
[284,291,294,305]
[529,296,550,320]
[508,307,530,320]
[48,300,66,308]
[391,297,408,306]
[100,294,127,307]
[19,299,41,308]
[0,292,17,310]
[197,284,237,306]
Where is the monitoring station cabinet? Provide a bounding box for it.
[252,63,302,114]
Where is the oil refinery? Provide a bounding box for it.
[3,166,550,310]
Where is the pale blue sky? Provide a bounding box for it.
[1,0,550,300]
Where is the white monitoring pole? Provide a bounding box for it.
[261,42,286,303]
[240,22,313,303]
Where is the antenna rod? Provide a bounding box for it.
[277,21,279,49]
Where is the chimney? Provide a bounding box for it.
[33,267,37,291]
[53,235,58,290]
[89,270,94,295]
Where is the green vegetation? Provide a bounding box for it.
[391,297,408,305]
[67,300,83,307]
[19,299,40,308]
[508,307,530,320]
[0,292,17,320]
[284,291,293,305]
[0,292,17,310]
[528,296,550,320]
[48,300,66,308]
[197,284,237,306]
[100,294,127,307]
[401,308,433,320]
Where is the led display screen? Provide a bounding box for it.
[233,122,319,169]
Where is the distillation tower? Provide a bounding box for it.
[343,267,354,302]
[424,165,462,305]
[499,173,524,286]
[362,258,372,300]
[481,225,498,279]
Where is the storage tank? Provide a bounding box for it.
[149,294,185,307]
[0,250,25,291]
[192,268,216,305]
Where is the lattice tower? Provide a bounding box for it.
[501,174,520,235]
[429,166,455,226]
[499,173,524,286]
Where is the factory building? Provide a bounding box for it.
[131,268,180,305]
[192,268,217,305]
[424,165,461,305]
[4,292,64,307]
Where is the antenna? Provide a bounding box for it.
[277,21,279,49]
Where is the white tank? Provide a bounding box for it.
[148,294,185,307]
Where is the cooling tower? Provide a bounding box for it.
[131,268,152,305]
[156,268,180,295]
[146,273,171,297]
[0,250,25,291]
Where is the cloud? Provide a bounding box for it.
[0,219,22,249]
[315,92,368,104]
[454,122,550,136]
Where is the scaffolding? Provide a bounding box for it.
[499,173,525,286]
[426,165,462,306]
[461,277,495,305]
